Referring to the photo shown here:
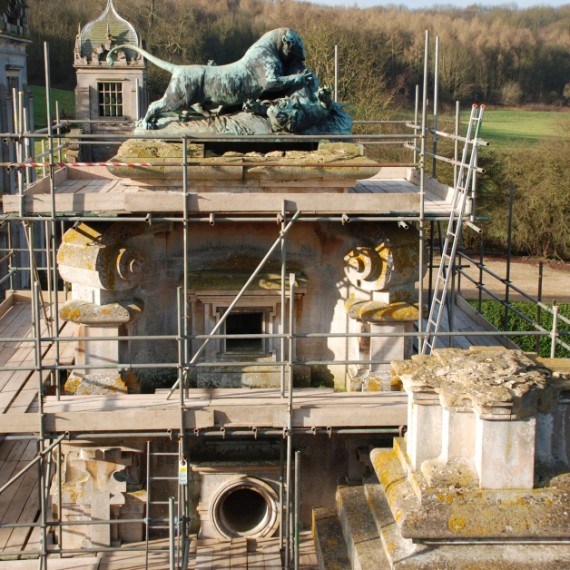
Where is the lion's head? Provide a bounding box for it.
[280,29,306,63]
[267,98,302,133]
[268,87,335,133]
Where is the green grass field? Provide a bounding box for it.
[29,85,75,128]
[473,108,570,149]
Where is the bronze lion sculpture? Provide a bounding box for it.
[107,28,313,130]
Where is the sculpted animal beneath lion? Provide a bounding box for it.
[107,28,313,129]
[266,87,352,135]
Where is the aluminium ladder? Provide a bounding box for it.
[421,104,485,355]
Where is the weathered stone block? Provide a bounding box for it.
[475,416,536,489]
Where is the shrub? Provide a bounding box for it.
[469,300,570,358]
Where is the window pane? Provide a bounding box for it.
[98,82,123,117]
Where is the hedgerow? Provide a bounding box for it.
[468,300,570,358]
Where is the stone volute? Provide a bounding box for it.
[57,222,146,394]
[344,224,425,391]
[343,224,423,295]
[57,223,145,293]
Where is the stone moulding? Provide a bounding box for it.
[345,298,421,323]
[59,299,143,326]
[107,140,381,184]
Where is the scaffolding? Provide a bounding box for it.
[0,34,569,570]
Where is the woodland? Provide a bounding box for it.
[24,0,570,259]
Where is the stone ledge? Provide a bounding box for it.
[359,478,570,569]
[371,441,570,540]
[312,507,352,570]
[336,485,391,570]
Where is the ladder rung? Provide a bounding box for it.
[150,476,178,481]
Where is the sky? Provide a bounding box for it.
[306,0,569,8]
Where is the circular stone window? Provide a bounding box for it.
[210,476,279,539]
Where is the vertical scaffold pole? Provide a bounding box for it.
[285,272,296,569]
[44,41,61,396]
[413,85,419,165]
[280,202,287,397]
[169,496,176,570]
[33,281,47,570]
[417,30,429,352]
[145,439,151,570]
[334,45,339,102]
[454,100,460,187]
[550,304,559,359]
[182,137,190,392]
[294,450,301,570]
[432,36,439,178]
[180,136,191,566]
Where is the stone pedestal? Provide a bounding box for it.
[345,298,420,391]
[369,347,570,568]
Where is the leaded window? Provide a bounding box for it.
[98,82,123,117]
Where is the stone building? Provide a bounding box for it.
[0,0,29,192]
[73,0,147,160]
[0,0,30,297]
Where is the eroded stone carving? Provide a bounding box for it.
[344,224,426,390]
[366,348,570,568]
[57,223,145,292]
[53,444,146,548]
[57,222,146,394]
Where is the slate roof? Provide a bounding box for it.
[0,0,28,36]
[79,0,140,61]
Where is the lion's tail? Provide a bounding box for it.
[106,45,177,74]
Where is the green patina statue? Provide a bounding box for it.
[107,28,352,135]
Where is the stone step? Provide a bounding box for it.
[335,485,391,570]
[362,476,418,568]
[312,507,352,570]
[364,452,570,569]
